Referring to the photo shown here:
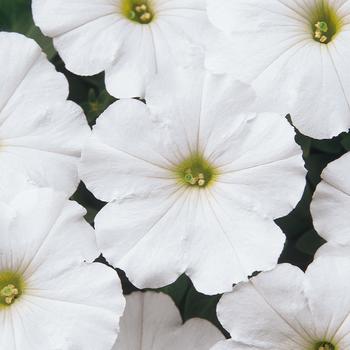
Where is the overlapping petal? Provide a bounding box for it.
[113,291,223,349]
[311,152,350,244]
[0,32,90,197]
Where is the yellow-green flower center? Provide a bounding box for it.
[314,341,336,350]
[0,271,24,307]
[310,2,342,44]
[121,0,154,24]
[173,154,218,188]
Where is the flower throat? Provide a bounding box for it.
[121,0,154,24]
[0,271,24,307]
[310,2,342,44]
[314,341,336,350]
[174,154,218,189]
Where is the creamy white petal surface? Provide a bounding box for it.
[311,152,350,245]
[212,256,350,350]
[0,189,125,350]
[0,171,35,203]
[206,0,350,139]
[32,0,209,98]
[80,69,306,294]
[0,32,90,197]
[316,242,350,258]
[113,291,224,350]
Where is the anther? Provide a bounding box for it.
[198,179,205,186]
[135,5,143,12]
[317,342,335,350]
[184,170,207,186]
[1,284,19,305]
[314,21,329,43]
[140,12,152,22]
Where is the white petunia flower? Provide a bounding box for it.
[113,291,224,350]
[212,256,350,350]
[0,32,90,198]
[0,188,125,350]
[79,69,306,294]
[311,152,350,245]
[32,0,209,98]
[206,0,350,139]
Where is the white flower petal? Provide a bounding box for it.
[215,264,314,349]
[113,291,223,350]
[54,14,129,76]
[80,99,179,202]
[164,318,223,349]
[207,0,309,35]
[315,242,350,259]
[25,264,124,350]
[289,43,350,139]
[0,32,68,122]
[1,100,89,195]
[32,0,125,75]
[211,340,262,350]
[105,25,153,98]
[186,188,285,294]
[96,185,285,294]
[146,68,257,155]
[311,152,350,244]
[32,0,119,36]
[114,292,182,349]
[0,32,90,197]
[95,190,189,289]
[7,189,98,277]
[0,171,35,203]
[304,256,350,345]
[214,113,305,218]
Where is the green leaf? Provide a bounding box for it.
[296,229,325,256]
[159,274,191,309]
[82,88,117,125]
[341,132,350,151]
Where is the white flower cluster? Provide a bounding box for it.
[0,0,349,349]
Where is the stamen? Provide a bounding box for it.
[314,21,329,43]
[198,179,205,187]
[1,284,19,305]
[174,154,217,189]
[184,170,207,187]
[126,2,153,24]
[316,342,335,350]
[140,12,152,22]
